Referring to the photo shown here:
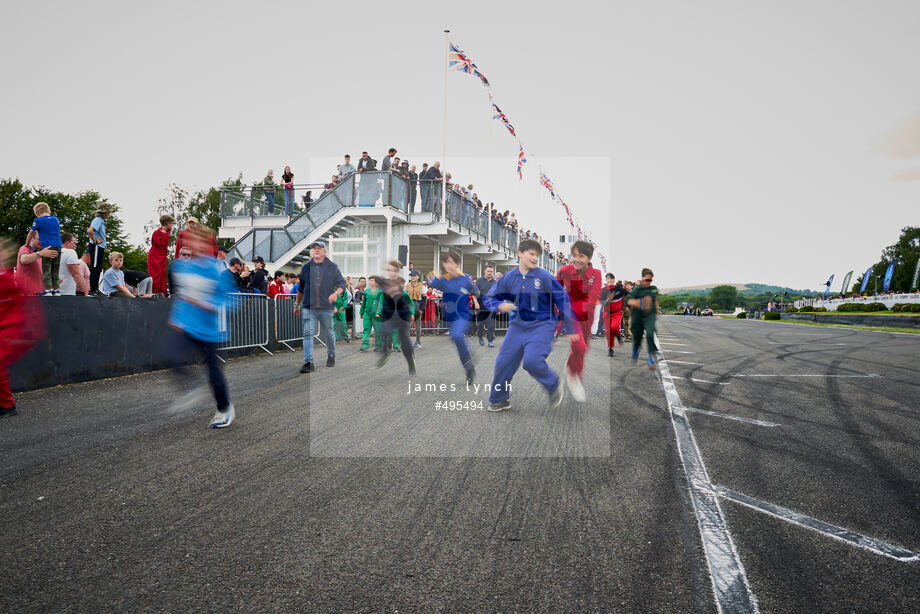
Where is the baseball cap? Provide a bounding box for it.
[410,270,420,277]
[228,257,242,267]
[252,255,265,263]
[309,240,326,249]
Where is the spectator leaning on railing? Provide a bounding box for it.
[338,155,356,178]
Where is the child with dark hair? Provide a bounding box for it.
[627,268,659,370]
[426,250,480,384]
[482,239,579,412]
[555,241,602,402]
[600,273,627,357]
[373,260,416,375]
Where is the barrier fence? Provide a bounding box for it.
[217,293,273,359]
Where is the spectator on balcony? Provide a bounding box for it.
[268,271,285,299]
[87,202,112,295]
[408,164,418,211]
[338,155,356,178]
[294,240,346,373]
[16,232,54,296]
[381,147,397,171]
[419,163,431,212]
[281,165,295,216]
[302,190,313,209]
[430,162,443,211]
[323,175,340,196]
[262,169,276,212]
[149,214,173,296]
[357,151,377,172]
[58,233,89,296]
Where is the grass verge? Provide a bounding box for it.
[771,320,920,334]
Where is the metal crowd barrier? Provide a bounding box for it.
[218,293,273,358]
[273,293,328,351]
[413,298,510,335]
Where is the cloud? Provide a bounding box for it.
[877,106,920,159]
[891,167,920,181]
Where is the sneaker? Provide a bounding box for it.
[360,346,368,352]
[466,367,476,385]
[52,290,61,296]
[616,333,625,343]
[488,341,494,348]
[608,348,614,357]
[487,399,511,412]
[550,383,565,409]
[478,336,484,346]
[373,347,381,352]
[327,355,335,367]
[169,384,210,413]
[408,358,417,376]
[0,404,17,418]
[631,349,639,365]
[393,347,401,353]
[209,404,235,428]
[566,370,586,403]
[373,352,389,370]
[41,290,52,297]
[300,362,314,373]
[648,354,656,371]
[413,341,421,349]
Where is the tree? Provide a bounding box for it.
[853,226,920,293]
[708,285,738,310]
[658,295,678,311]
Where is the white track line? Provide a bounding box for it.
[654,335,761,613]
[714,486,919,562]
[660,350,695,354]
[668,376,730,386]
[728,374,879,378]
[685,408,779,427]
[667,360,704,366]
[660,342,688,346]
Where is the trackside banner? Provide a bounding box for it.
[840,271,853,296]
[882,260,896,292]
[859,266,873,294]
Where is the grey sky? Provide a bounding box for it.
[2,1,918,290]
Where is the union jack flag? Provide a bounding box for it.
[449,42,490,88]
[539,169,555,199]
[492,102,516,137]
[517,145,527,180]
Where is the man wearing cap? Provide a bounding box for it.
[249,256,268,294]
[294,240,346,373]
[226,257,252,292]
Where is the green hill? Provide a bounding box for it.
[663,283,819,297]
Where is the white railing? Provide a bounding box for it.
[799,293,920,311]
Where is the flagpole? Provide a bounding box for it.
[442,29,449,222]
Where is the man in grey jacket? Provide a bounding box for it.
[295,240,347,373]
[381,147,397,171]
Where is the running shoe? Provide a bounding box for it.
[631,349,639,365]
[373,352,389,370]
[0,404,17,418]
[408,358,417,376]
[566,370,586,403]
[648,354,656,371]
[360,346,368,352]
[299,362,314,373]
[327,355,335,367]
[550,383,565,409]
[478,336,484,346]
[488,341,494,348]
[465,367,476,385]
[487,399,511,412]
[413,341,421,349]
[209,404,235,428]
[608,348,614,357]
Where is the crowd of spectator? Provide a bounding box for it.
[250,147,575,267]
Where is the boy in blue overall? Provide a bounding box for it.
[482,239,580,412]
[426,250,481,384]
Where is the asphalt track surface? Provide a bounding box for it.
[1,317,918,612]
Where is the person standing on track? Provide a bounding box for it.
[601,273,627,357]
[359,275,382,352]
[482,239,579,412]
[555,241,603,402]
[627,268,659,370]
[372,261,416,375]
[474,265,497,347]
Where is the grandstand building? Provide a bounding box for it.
[219,171,560,279]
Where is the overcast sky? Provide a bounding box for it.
[3,0,918,290]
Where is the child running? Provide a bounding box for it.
[600,273,627,357]
[372,260,416,375]
[483,240,580,412]
[626,268,659,370]
[426,250,480,384]
[167,227,238,427]
[359,275,383,352]
[555,241,602,402]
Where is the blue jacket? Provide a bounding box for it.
[298,258,346,310]
[483,267,578,334]
[168,256,236,342]
[427,272,480,322]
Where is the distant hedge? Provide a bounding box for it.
[892,303,920,313]
[837,302,887,312]
[784,306,799,313]
[736,312,747,319]
[763,311,781,320]
[799,305,815,312]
